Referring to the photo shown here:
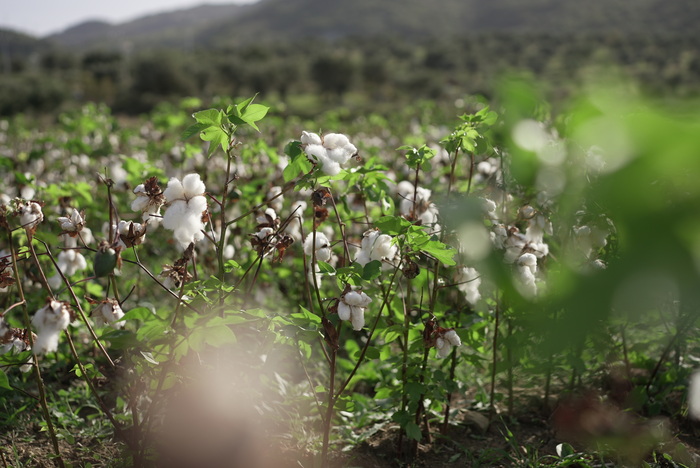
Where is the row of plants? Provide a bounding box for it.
[1,78,700,467]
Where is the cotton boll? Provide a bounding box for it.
[131,194,149,213]
[163,177,185,202]
[515,253,538,298]
[435,337,451,358]
[444,330,461,347]
[93,300,125,329]
[323,133,350,149]
[320,159,341,176]
[187,195,208,216]
[338,302,352,321]
[301,131,322,146]
[162,200,188,230]
[350,308,365,331]
[688,370,700,420]
[182,173,206,198]
[327,147,352,164]
[31,300,71,355]
[304,144,327,164]
[303,232,331,261]
[456,266,481,306]
[33,330,61,356]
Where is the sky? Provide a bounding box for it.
[0,0,259,37]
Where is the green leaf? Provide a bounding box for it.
[317,261,336,274]
[0,368,11,390]
[362,260,382,281]
[405,421,422,441]
[192,108,223,126]
[181,122,211,141]
[375,215,411,235]
[224,260,241,272]
[420,240,456,266]
[365,346,380,360]
[200,125,229,158]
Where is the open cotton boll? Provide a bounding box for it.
[31,300,71,355]
[162,201,187,230]
[301,131,322,146]
[515,253,538,298]
[163,177,186,202]
[304,144,327,164]
[444,330,461,347]
[303,232,332,262]
[92,299,126,329]
[688,370,700,420]
[323,133,350,149]
[337,302,352,321]
[337,289,372,331]
[187,195,208,215]
[182,173,206,198]
[350,308,365,331]
[18,201,43,230]
[456,266,481,306]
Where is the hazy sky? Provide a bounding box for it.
[0,0,258,37]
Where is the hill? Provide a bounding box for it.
[201,0,700,47]
[48,3,247,50]
[0,28,51,58]
[23,0,700,52]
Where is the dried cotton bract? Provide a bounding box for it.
[301,131,357,176]
[162,174,208,250]
[131,176,165,225]
[31,299,72,355]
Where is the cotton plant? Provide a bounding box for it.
[161,173,208,250]
[455,266,481,306]
[337,289,372,331]
[514,252,538,298]
[301,131,358,176]
[0,249,13,293]
[396,181,440,232]
[266,185,285,212]
[48,234,89,289]
[285,200,307,242]
[521,205,552,258]
[354,228,397,267]
[303,231,333,285]
[435,330,462,358]
[31,299,73,355]
[0,316,31,355]
[131,176,165,226]
[115,220,147,249]
[15,200,44,233]
[57,208,85,234]
[424,320,463,358]
[90,298,126,329]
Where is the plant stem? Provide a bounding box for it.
[6,229,65,468]
[506,317,514,415]
[490,296,500,413]
[35,239,115,367]
[441,307,464,433]
[320,348,337,467]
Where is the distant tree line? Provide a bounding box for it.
[1,32,699,116]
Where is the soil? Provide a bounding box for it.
[4,394,700,467]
